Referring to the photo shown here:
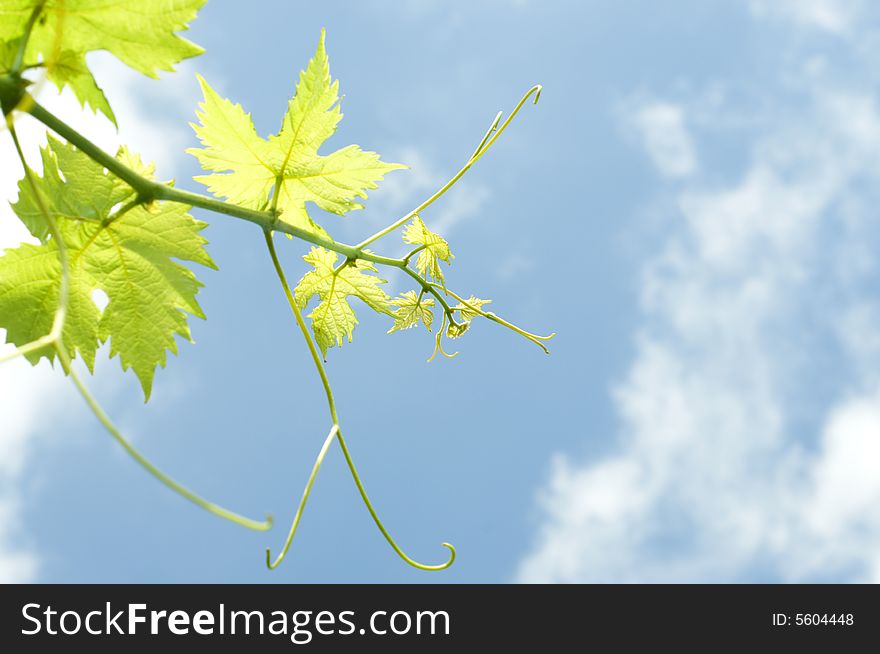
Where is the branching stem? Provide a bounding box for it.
[430,283,556,354]
[20,97,381,262]
[263,232,455,571]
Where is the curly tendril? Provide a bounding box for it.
[264,232,455,571]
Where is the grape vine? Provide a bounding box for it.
[0,0,553,572]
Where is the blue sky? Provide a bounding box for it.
[2,0,880,583]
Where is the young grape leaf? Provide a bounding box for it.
[387,291,435,334]
[43,49,116,124]
[188,29,403,237]
[0,137,215,400]
[294,247,393,357]
[403,216,453,286]
[445,296,492,339]
[454,295,491,322]
[0,0,205,123]
[446,321,469,339]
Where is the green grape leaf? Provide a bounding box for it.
[445,295,492,339]
[44,49,116,124]
[387,290,435,334]
[188,29,403,237]
[454,295,491,322]
[403,215,453,285]
[186,75,277,212]
[0,238,102,366]
[0,0,205,123]
[12,135,130,241]
[294,247,392,357]
[0,37,114,122]
[0,137,215,400]
[446,320,469,339]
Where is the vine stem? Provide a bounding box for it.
[402,243,428,267]
[263,231,455,571]
[17,93,460,322]
[399,264,461,328]
[18,96,389,264]
[13,88,539,271]
[354,85,542,251]
[430,283,556,354]
[9,1,45,75]
[13,93,553,343]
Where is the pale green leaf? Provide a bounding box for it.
[293,246,392,356]
[189,30,404,237]
[0,237,101,367]
[402,215,453,285]
[12,135,129,240]
[0,137,215,400]
[45,50,115,124]
[0,0,205,75]
[446,321,469,339]
[447,296,492,339]
[454,295,491,322]
[387,290,435,334]
[188,74,277,211]
[0,0,204,122]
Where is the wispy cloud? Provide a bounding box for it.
[0,354,73,583]
[750,0,865,35]
[626,101,697,179]
[518,5,880,583]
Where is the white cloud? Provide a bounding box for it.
[430,183,491,235]
[750,0,864,35]
[0,499,37,584]
[808,396,880,539]
[0,56,199,582]
[0,354,74,583]
[519,9,880,583]
[629,102,697,178]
